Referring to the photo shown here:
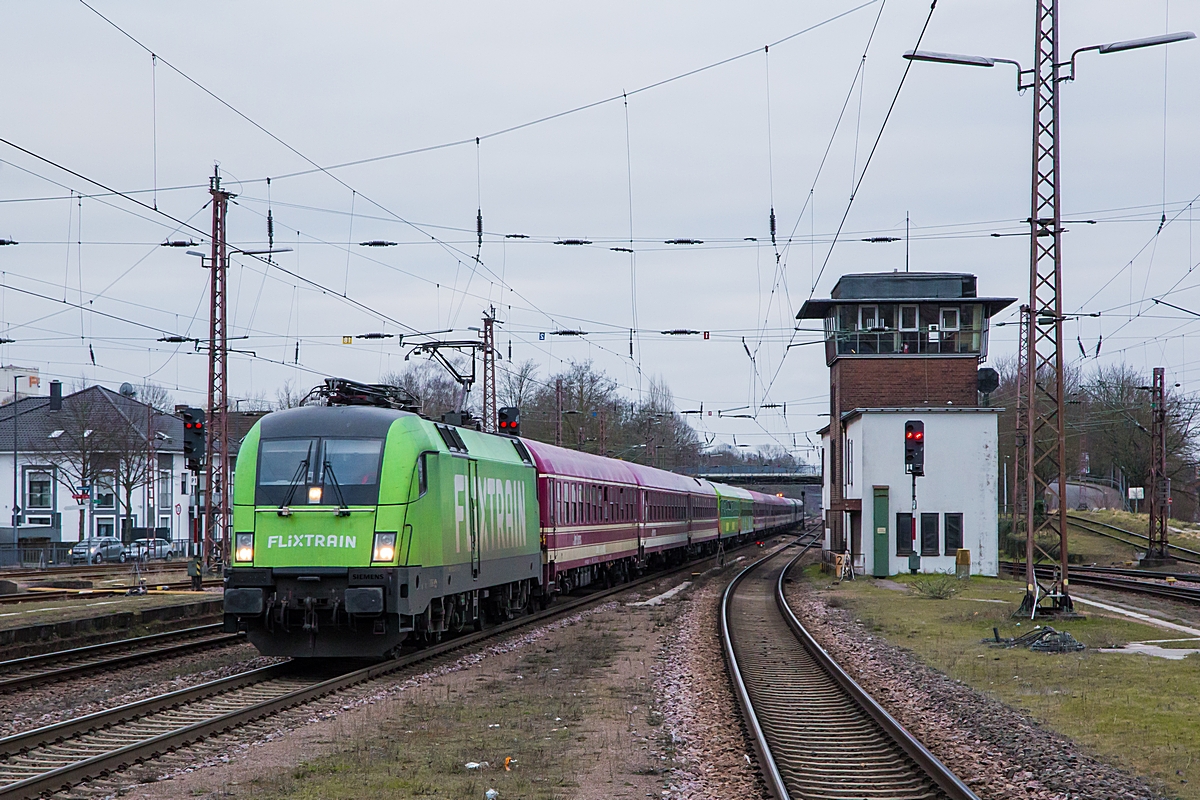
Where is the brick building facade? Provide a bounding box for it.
[799,273,1014,572]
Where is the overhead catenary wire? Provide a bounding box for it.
[761,0,930,408]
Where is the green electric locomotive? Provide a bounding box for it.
[223,404,541,658]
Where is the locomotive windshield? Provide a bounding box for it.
[256,437,384,506]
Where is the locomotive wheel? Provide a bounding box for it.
[447,598,466,634]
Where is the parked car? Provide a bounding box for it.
[69,537,126,564]
[125,538,173,561]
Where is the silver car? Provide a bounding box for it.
[125,538,173,561]
[70,537,127,564]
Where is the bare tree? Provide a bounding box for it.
[499,359,540,409]
[274,379,305,409]
[136,382,174,414]
[382,361,461,419]
[109,421,157,538]
[33,391,117,539]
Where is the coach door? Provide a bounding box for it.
[637,490,647,561]
[468,460,481,578]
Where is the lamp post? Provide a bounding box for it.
[905,17,1194,616]
[11,374,26,540]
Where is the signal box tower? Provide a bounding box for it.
[798,272,1014,576]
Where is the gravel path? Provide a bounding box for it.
[789,590,1167,800]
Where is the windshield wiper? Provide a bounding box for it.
[278,442,313,515]
[322,461,351,516]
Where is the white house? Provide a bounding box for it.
[0,383,190,555]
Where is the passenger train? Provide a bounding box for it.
[223,395,802,658]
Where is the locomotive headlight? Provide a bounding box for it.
[372,532,397,563]
[307,486,323,504]
[234,533,254,563]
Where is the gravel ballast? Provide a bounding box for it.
[789,590,1167,800]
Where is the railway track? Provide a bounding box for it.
[721,546,977,800]
[0,580,221,606]
[0,625,243,694]
[1065,514,1200,564]
[1001,562,1200,606]
[0,530,798,799]
[0,563,187,582]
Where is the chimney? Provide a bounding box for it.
[49,380,62,411]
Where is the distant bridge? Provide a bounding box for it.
[683,465,823,486]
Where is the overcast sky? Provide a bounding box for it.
[1,0,1198,461]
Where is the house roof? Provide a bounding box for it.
[796,271,1015,320]
[0,385,184,453]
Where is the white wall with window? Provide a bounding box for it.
[821,407,999,577]
[0,450,185,544]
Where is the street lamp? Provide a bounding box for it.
[11,373,25,538]
[905,31,1195,88]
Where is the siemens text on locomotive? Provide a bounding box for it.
[223,390,803,658]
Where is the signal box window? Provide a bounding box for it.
[940,307,960,353]
[944,513,963,554]
[895,513,913,555]
[858,305,879,331]
[920,513,939,556]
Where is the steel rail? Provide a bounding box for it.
[0,528,799,799]
[999,560,1200,584]
[719,550,789,798]
[721,545,979,800]
[0,625,242,694]
[1065,514,1200,563]
[1001,562,1200,606]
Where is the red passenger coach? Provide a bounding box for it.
[522,440,719,595]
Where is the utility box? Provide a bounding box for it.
[956,548,971,579]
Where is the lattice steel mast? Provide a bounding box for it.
[1146,366,1171,561]
[1020,0,1072,615]
[204,167,232,569]
[481,309,497,433]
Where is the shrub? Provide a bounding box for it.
[911,574,959,600]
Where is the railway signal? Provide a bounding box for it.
[498,406,520,436]
[180,407,206,470]
[904,420,924,476]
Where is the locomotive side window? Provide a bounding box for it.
[417,453,428,498]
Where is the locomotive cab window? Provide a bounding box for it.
[257,437,384,506]
[258,439,315,487]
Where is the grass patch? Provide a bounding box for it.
[236,625,633,800]
[798,566,1200,798]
